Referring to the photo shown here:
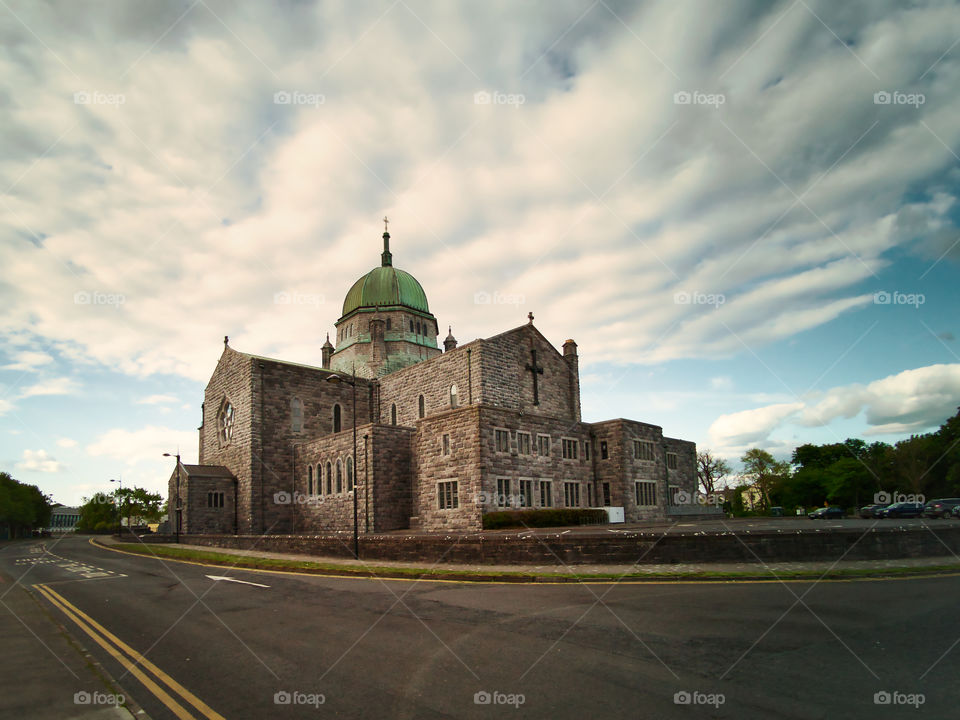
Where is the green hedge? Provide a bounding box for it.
[482,508,607,530]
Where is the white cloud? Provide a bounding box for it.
[86,425,198,467]
[18,377,80,399]
[16,449,63,473]
[137,394,179,405]
[1,350,54,372]
[708,402,805,454]
[56,437,78,448]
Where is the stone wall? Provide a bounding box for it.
[183,476,236,534]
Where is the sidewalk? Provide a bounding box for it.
[98,535,960,580]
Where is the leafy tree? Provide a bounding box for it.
[740,448,790,511]
[76,492,118,533]
[697,450,732,496]
[116,487,164,525]
[0,472,52,537]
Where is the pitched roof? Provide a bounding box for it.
[181,464,235,478]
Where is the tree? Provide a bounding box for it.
[76,492,118,533]
[116,487,164,525]
[697,450,732,496]
[741,449,790,511]
[0,472,52,537]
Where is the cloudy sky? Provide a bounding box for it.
[2,0,958,506]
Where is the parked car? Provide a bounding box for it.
[808,506,845,519]
[880,502,926,518]
[859,503,889,518]
[924,498,960,518]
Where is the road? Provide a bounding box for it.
[1,535,958,719]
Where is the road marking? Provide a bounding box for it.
[206,574,269,588]
[34,583,226,720]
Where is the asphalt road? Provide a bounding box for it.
[2,535,959,719]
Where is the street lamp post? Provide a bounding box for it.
[326,370,359,560]
[163,452,181,543]
[110,478,122,536]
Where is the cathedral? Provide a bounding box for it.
[168,224,697,535]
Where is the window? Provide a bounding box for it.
[584,441,590,461]
[537,434,551,457]
[602,482,611,506]
[600,440,608,459]
[333,404,342,433]
[667,452,678,470]
[562,438,578,460]
[587,484,594,506]
[416,321,421,335]
[563,482,580,508]
[539,480,553,508]
[336,460,343,493]
[517,432,532,455]
[669,485,682,505]
[519,479,533,508]
[418,394,425,419]
[410,319,414,332]
[317,464,323,494]
[450,384,458,408]
[438,481,459,510]
[219,400,235,445]
[290,397,303,433]
[347,457,354,491]
[207,492,224,508]
[497,478,511,507]
[307,465,313,495]
[495,429,510,453]
[442,434,451,456]
[636,481,656,506]
[386,318,391,330]
[634,440,655,461]
[391,404,397,425]
[325,463,332,495]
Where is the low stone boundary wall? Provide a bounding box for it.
[171,525,960,565]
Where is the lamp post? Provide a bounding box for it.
[326,370,359,560]
[163,452,181,543]
[110,478,122,536]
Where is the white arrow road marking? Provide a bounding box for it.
[205,575,270,588]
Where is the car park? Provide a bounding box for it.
[859,503,889,518]
[923,498,960,518]
[880,502,926,518]
[808,506,845,519]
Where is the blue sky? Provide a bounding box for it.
[1,0,959,506]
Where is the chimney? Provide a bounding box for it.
[321,333,334,369]
[562,339,581,422]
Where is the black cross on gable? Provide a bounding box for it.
[526,348,544,405]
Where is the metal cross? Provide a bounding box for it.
[383,215,389,232]
[526,348,544,405]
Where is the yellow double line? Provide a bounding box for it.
[34,583,225,720]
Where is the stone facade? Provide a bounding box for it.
[169,236,698,535]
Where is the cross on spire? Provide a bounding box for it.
[383,215,389,233]
[381,216,392,267]
[526,348,544,406]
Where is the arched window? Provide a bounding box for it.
[418,394,425,419]
[317,464,323,494]
[409,319,414,332]
[326,462,332,495]
[386,318,391,330]
[391,403,397,425]
[416,320,421,335]
[336,459,343,493]
[347,457,354,491]
[290,397,303,433]
[333,404,341,433]
[450,384,458,408]
[219,399,235,445]
[307,465,313,495]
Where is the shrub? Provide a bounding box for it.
[482,508,607,530]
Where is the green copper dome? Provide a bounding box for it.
[341,265,430,316]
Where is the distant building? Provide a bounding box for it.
[168,227,698,534]
[48,506,81,532]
